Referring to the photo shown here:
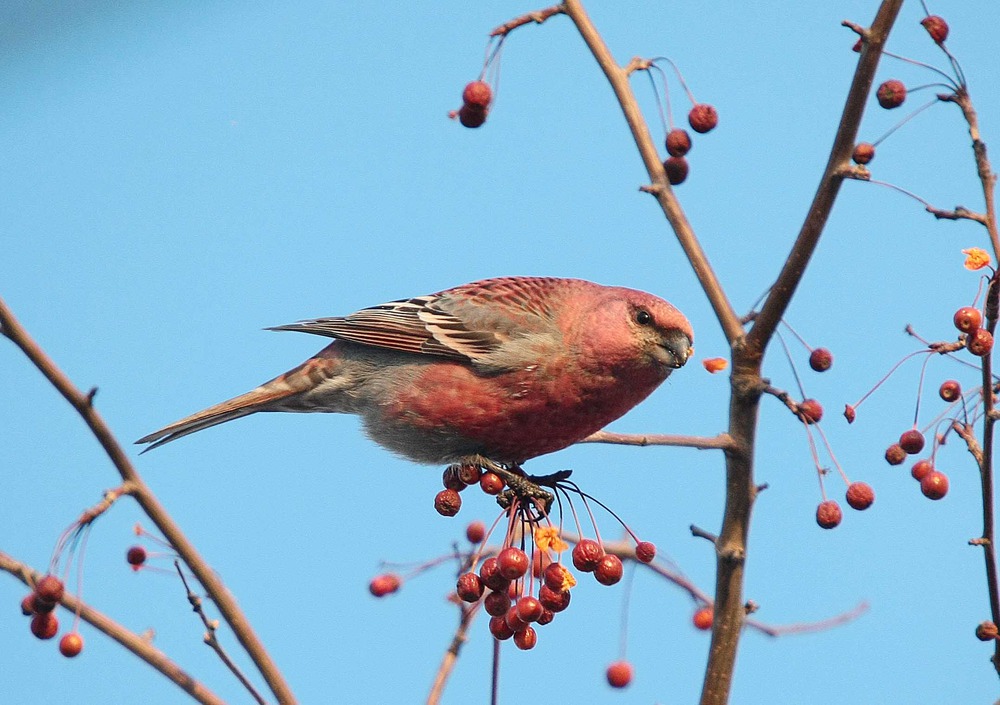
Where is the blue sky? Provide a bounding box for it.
[3,2,999,703]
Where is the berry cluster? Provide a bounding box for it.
[19,575,83,657]
[434,462,505,517]
[454,81,493,129]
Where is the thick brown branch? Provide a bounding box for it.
[0,296,297,705]
[0,551,225,705]
[580,430,736,450]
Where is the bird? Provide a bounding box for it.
[136,276,693,464]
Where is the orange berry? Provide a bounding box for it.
[816,500,843,529]
[693,606,714,630]
[606,660,634,688]
[59,632,84,657]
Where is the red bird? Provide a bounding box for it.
[137,277,693,464]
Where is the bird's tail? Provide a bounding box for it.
[136,349,345,452]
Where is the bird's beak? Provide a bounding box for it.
[658,330,693,369]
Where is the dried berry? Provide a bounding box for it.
[845,481,875,510]
[35,575,65,605]
[457,463,482,485]
[606,661,634,689]
[538,585,571,612]
[594,555,624,586]
[911,459,934,482]
[876,80,906,109]
[368,573,401,597]
[798,399,823,424]
[462,81,493,109]
[488,614,515,640]
[885,443,906,465]
[664,156,689,185]
[954,306,983,333]
[30,612,59,640]
[852,143,875,165]
[920,15,949,44]
[513,625,537,650]
[434,488,462,517]
[976,621,999,641]
[542,562,574,592]
[458,104,488,129]
[938,380,961,402]
[479,557,511,592]
[484,590,511,617]
[809,348,834,372]
[497,547,530,581]
[899,429,925,455]
[442,465,466,491]
[816,500,843,529]
[920,470,949,500]
[844,404,857,424]
[635,541,656,564]
[126,545,147,569]
[688,103,718,133]
[572,539,603,572]
[456,572,485,603]
[665,128,692,157]
[967,329,994,357]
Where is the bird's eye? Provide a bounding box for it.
[635,309,653,326]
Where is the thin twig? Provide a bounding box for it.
[580,430,736,450]
[427,603,481,705]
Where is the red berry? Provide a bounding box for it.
[465,520,486,544]
[967,329,994,357]
[850,142,876,165]
[688,103,718,133]
[456,572,484,603]
[606,660,634,688]
[798,399,823,424]
[920,15,949,44]
[513,626,537,650]
[635,541,656,564]
[692,606,714,630]
[442,466,467,491]
[484,590,511,617]
[976,621,999,641]
[876,80,906,109]
[457,463,482,485]
[504,605,529,632]
[20,594,35,616]
[497,547,529,580]
[126,545,147,569]
[664,156,689,185]
[899,430,925,455]
[538,585,571,613]
[572,539,603,572]
[939,380,962,402]
[462,81,492,109]
[531,549,552,579]
[809,348,834,371]
[920,470,949,500]
[911,459,934,481]
[537,608,555,626]
[59,632,84,658]
[434,488,462,517]
[844,404,857,424]
[542,562,574,592]
[851,38,863,53]
[885,443,906,465]
[515,595,544,623]
[31,594,56,614]
[954,306,983,333]
[30,612,59,640]
[368,573,401,597]
[816,500,843,529]
[594,555,624,586]
[479,557,511,592]
[845,481,875,510]
[458,104,488,129]
[488,614,515,640]
[479,472,504,495]
[665,128,692,157]
[35,575,65,605]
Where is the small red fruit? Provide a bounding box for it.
[876,80,906,109]
[504,605,529,632]
[442,466,466,491]
[688,103,718,133]
[484,590,511,617]
[939,380,961,402]
[572,539,603,572]
[844,404,857,424]
[513,626,537,650]
[462,81,492,109]
[816,500,843,529]
[967,329,994,357]
[456,573,485,603]
[538,585,571,612]
[20,594,35,616]
[30,612,59,640]
[845,481,875,510]
[606,660,634,689]
[126,545,147,569]
[920,15,949,44]
[515,595,544,623]
[368,573,401,597]
[920,470,949,500]
[885,443,906,465]
[692,606,714,630]
[479,472,504,495]
[35,575,65,604]
[852,143,875,165]
[665,129,692,157]
[798,399,823,424]
[479,557,510,592]
[537,608,555,626]
[465,520,486,544]
[458,104,488,129]
[594,555,624,586]
[899,429,925,455]
[488,614,515,640]
[976,621,999,641]
[664,156,689,185]
[911,460,934,481]
[434,488,462,517]
[542,562,574,592]
[497,547,529,580]
[59,632,84,658]
[635,541,656,564]
[457,463,482,485]
[851,38,863,53]
[954,306,983,333]
[809,348,833,371]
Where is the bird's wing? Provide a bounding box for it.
[267,277,568,362]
